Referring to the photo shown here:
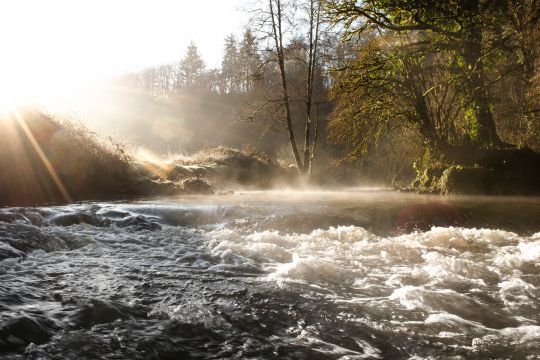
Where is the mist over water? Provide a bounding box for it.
[1,189,539,359]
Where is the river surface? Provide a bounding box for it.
[0,189,539,359]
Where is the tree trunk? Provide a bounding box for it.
[303,0,320,175]
[308,102,321,175]
[414,93,453,156]
[461,7,503,147]
[269,0,304,171]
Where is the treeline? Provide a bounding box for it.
[111,0,540,187]
[120,30,262,98]
[111,14,346,182]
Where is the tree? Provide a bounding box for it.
[324,0,536,148]
[328,33,462,160]
[179,41,206,89]
[303,0,322,174]
[239,29,262,92]
[222,34,241,93]
[247,0,326,174]
[323,0,540,153]
[266,0,304,170]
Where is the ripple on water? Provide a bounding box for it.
[0,199,538,359]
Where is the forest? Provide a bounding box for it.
[102,0,540,194]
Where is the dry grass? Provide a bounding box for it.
[168,146,296,189]
[0,109,149,205]
[0,110,294,206]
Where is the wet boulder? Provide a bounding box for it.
[116,215,162,231]
[68,299,130,329]
[0,241,25,260]
[181,178,214,195]
[0,315,57,352]
[0,223,66,253]
[438,167,494,195]
[50,212,108,227]
[0,212,30,223]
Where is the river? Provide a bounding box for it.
[0,189,539,359]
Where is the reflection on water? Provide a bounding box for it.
[0,189,539,359]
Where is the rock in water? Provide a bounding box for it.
[181,178,214,194]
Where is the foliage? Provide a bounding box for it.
[323,0,540,156]
[179,42,206,89]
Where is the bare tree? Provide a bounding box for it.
[247,0,326,174]
[303,0,321,175]
[268,0,304,170]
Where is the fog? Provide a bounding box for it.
[1,1,540,358]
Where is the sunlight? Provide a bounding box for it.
[0,75,33,115]
[0,64,73,114]
[11,110,72,203]
[0,0,539,358]
[0,0,248,112]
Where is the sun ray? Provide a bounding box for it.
[12,109,72,203]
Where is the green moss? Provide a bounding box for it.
[464,107,478,140]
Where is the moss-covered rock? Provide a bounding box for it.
[411,147,540,195]
[438,166,493,194]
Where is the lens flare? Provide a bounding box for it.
[10,109,72,203]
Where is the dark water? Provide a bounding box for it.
[0,189,539,359]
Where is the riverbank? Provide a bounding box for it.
[0,110,295,207]
[2,110,539,206]
[409,147,540,196]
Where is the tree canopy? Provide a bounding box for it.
[324,0,540,159]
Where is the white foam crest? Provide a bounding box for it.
[474,325,540,352]
[421,251,499,286]
[389,286,432,310]
[352,237,424,264]
[212,240,292,264]
[406,227,520,252]
[204,225,540,313]
[424,312,487,331]
[517,240,540,262]
[498,325,540,342]
[205,226,374,283]
[493,239,540,270]
[498,278,537,307]
[267,253,355,285]
[149,300,229,329]
[389,286,489,317]
[245,230,296,247]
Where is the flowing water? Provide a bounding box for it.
[0,189,539,359]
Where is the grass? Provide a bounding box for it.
[0,109,166,206]
[0,110,293,206]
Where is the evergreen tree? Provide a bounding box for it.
[222,34,240,93]
[239,29,261,92]
[179,41,206,89]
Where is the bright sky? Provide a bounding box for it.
[0,0,249,106]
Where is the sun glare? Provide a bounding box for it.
[0,80,33,114]
[0,63,76,115]
[0,0,248,114]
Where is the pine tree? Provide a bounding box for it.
[222,34,240,93]
[239,29,261,92]
[179,41,206,89]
